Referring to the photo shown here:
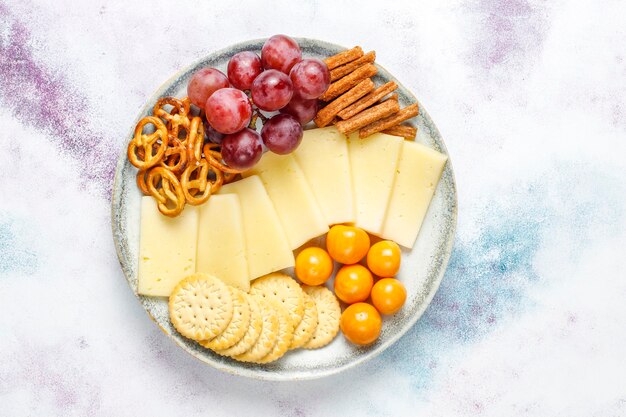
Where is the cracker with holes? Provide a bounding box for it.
[168,273,234,341]
[199,287,250,351]
[234,297,279,362]
[290,291,318,350]
[256,302,294,364]
[216,294,264,357]
[302,285,341,349]
[249,273,304,327]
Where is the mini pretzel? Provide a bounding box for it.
[181,159,224,206]
[146,167,185,217]
[136,169,150,195]
[160,136,188,174]
[186,117,205,164]
[154,97,191,140]
[127,116,169,170]
[202,143,243,174]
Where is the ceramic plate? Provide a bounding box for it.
[111,38,457,381]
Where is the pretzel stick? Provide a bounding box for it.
[324,46,363,70]
[335,99,400,135]
[337,81,397,120]
[382,124,417,140]
[359,103,419,138]
[319,63,377,101]
[330,51,376,82]
[383,93,398,102]
[314,78,374,128]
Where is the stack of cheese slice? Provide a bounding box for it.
[137,126,447,297]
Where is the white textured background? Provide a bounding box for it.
[1,0,625,415]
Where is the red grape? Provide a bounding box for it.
[221,128,263,170]
[280,96,318,125]
[289,59,330,99]
[205,88,252,134]
[261,113,303,154]
[227,51,263,90]
[203,119,224,144]
[261,34,302,74]
[187,68,230,108]
[251,69,293,111]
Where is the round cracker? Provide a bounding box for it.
[199,288,250,351]
[234,297,279,362]
[216,295,263,357]
[169,273,233,341]
[256,302,294,363]
[302,285,341,349]
[289,291,318,349]
[249,273,304,327]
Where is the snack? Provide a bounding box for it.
[333,264,374,304]
[196,194,249,292]
[348,133,404,234]
[335,98,400,135]
[199,288,251,350]
[326,224,370,264]
[255,302,294,363]
[329,51,376,82]
[295,247,333,286]
[234,298,279,362]
[146,167,186,217]
[249,273,305,326]
[366,240,401,277]
[302,285,341,349]
[168,273,234,341]
[289,292,318,349]
[314,78,375,128]
[381,124,417,140]
[380,141,448,248]
[324,46,364,70]
[127,116,169,170]
[371,278,406,315]
[137,196,198,297]
[218,176,294,280]
[359,103,419,139]
[339,302,382,346]
[319,63,378,101]
[216,295,263,357]
[242,153,328,250]
[336,81,398,120]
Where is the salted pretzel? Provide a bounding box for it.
[127,116,169,170]
[202,143,242,174]
[146,167,185,217]
[160,136,188,174]
[136,169,150,195]
[186,117,205,165]
[180,159,224,206]
[153,97,191,140]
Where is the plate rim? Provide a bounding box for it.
[111,37,458,381]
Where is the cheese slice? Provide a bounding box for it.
[137,197,198,297]
[381,141,448,248]
[218,175,294,280]
[196,194,249,291]
[348,132,403,235]
[243,152,328,249]
[293,127,354,225]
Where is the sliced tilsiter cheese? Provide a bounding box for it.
[293,127,354,225]
[218,175,294,281]
[137,197,198,297]
[196,194,249,291]
[381,141,448,248]
[348,132,404,235]
[243,152,328,249]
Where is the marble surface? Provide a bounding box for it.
[1,0,625,415]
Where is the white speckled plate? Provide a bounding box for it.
[111,38,457,381]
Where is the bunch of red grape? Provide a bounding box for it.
[187,35,331,171]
